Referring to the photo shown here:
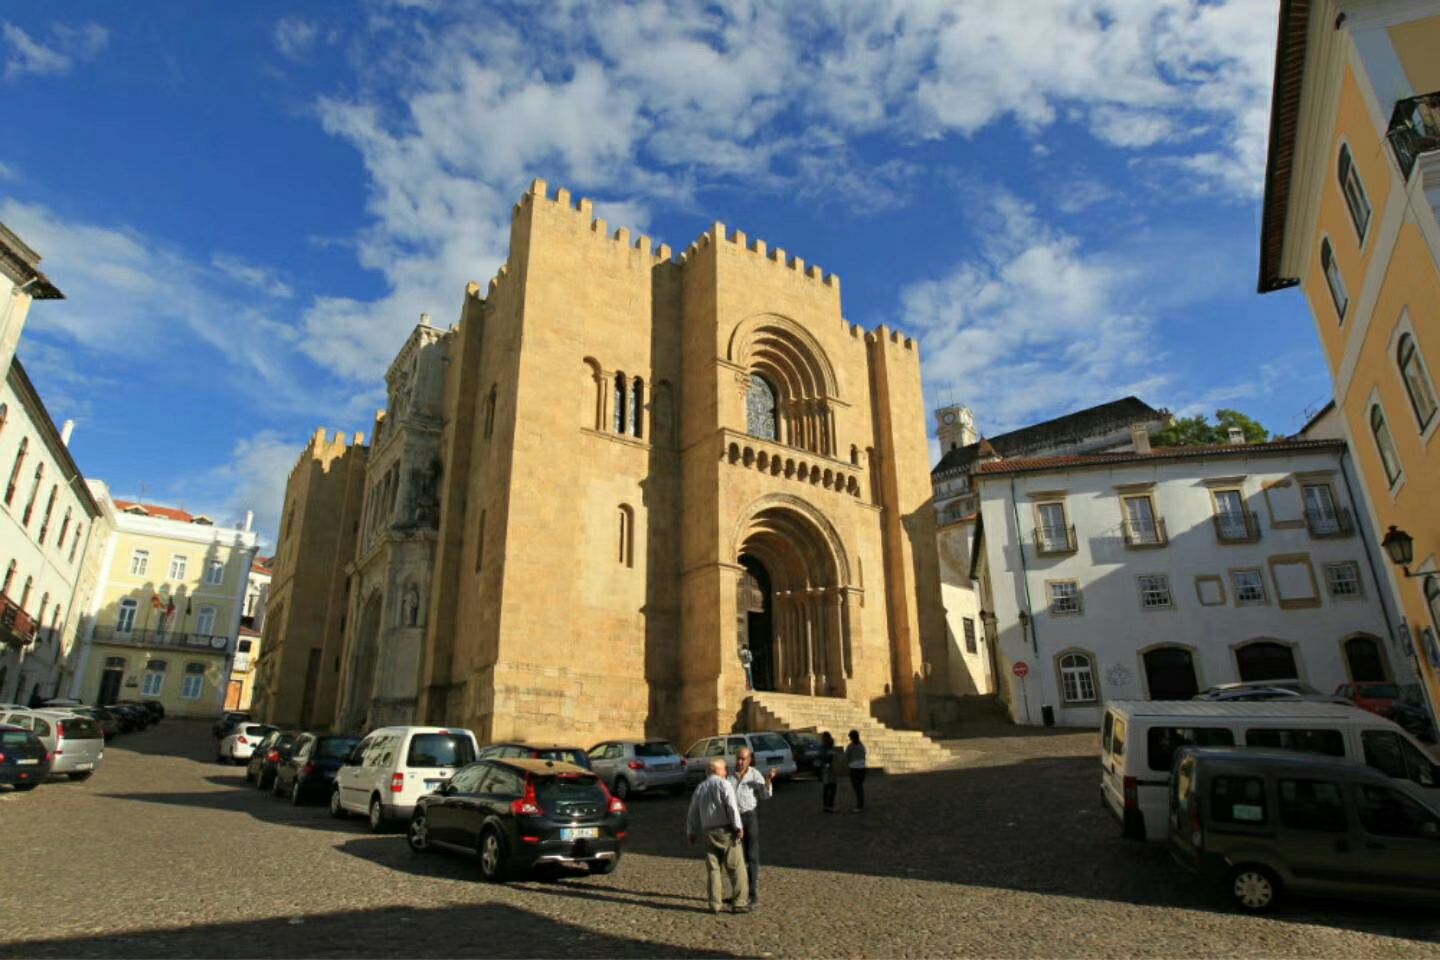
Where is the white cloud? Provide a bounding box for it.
[2,20,107,80]
[211,254,295,299]
[0,159,16,180]
[274,17,320,62]
[161,430,308,547]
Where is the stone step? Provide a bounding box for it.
[747,694,963,774]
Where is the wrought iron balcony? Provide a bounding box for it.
[1213,511,1261,544]
[1387,91,1440,181]
[1305,506,1354,539]
[91,625,230,652]
[0,593,36,648]
[1032,524,1078,555]
[1122,517,1168,548]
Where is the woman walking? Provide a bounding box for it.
[817,731,837,813]
[845,729,867,812]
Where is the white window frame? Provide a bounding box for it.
[1325,562,1362,599]
[169,554,188,581]
[130,549,150,577]
[1047,579,1082,616]
[196,605,218,635]
[1138,574,1174,610]
[1057,651,1098,704]
[180,664,205,700]
[1397,330,1438,432]
[1231,568,1268,606]
[1321,236,1349,322]
[204,560,224,585]
[141,665,166,697]
[117,599,138,633]
[1338,143,1372,243]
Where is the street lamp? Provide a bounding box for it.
[1381,525,1427,578]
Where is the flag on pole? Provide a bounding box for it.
[151,594,163,610]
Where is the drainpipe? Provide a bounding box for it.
[1009,476,1039,655]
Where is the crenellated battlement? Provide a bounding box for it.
[522,178,673,263]
[704,222,841,293]
[865,324,918,354]
[288,426,365,480]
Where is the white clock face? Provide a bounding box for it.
[943,412,956,425]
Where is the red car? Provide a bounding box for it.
[1334,681,1402,716]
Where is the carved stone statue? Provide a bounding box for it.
[411,458,441,528]
[401,586,420,627]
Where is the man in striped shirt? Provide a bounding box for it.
[686,756,749,913]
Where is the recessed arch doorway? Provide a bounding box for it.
[734,498,854,697]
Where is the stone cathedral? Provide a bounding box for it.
[257,180,950,751]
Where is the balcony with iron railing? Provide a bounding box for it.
[1387,91,1440,181]
[1122,517,1168,548]
[1032,524,1078,555]
[0,593,36,648]
[1212,510,1261,544]
[91,625,231,652]
[1305,506,1354,539]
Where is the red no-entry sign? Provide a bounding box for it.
[1012,661,1030,678]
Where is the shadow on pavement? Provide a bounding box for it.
[95,787,374,837]
[0,903,737,959]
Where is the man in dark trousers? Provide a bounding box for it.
[728,746,775,906]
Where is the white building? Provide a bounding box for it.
[0,361,106,704]
[973,435,1401,726]
[931,397,1169,698]
[0,224,62,386]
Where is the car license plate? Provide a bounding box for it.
[17,758,37,766]
[424,779,444,791]
[561,827,599,841]
[76,763,94,771]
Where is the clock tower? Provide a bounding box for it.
[934,404,977,453]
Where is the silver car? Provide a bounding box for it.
[587,739,688,799]
[683,732,797,785]
[1,709,105,780]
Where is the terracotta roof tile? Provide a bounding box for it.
[114,499,196,523]
[976,438,1344,476]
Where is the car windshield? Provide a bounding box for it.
[790,733,821,746]
[749,733,788,752]
[533,773,606,807]
[317,738,361,759]
[407,734,476,768]
[634,742,675,758]
[1,730,36,748]
[534,748,591,769]
[241,724,275,737]
[1356,684,1401,699]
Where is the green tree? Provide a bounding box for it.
[1153,409,1270,447]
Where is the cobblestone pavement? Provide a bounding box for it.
[2,720,1438,959]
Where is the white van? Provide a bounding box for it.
[330,725,479,831]
[1101,700,1437,841]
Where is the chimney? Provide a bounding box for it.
[1227,426,1246,446]
[1130,423,1152,455]
[419,312,431,327]
[60,419,74,445]
[243,510,254,532]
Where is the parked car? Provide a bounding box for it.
[219,723,277,763]
[778,730,825,773]
[1169,746,1440,912]
[213,711,251,739]
[1334,681,1403,717]
[106,704,148,732]
[58,706,121,741]
[587,739,686,798]
[408,757,627,880]
[331,726,480,831]
[245,730,301,790]
[0,710,105,781]
[683,732,797,784]
[116,699,164,722]
[1101,699,1437,841]
[478,742,592,770]
[1392,684,1437,743]
[0,723,51,791]
[272,733,362,805]
[1195,681,1347,704]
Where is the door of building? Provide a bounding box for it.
[1143,647,1199,700]
[98,660,125,706]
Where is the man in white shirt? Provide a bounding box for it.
[728,747,775,906]
[686,756,750,913]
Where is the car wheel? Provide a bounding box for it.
[256,771,270,791]
[329,788,347,819]
[368,795,387,832]
[586,856,619,876]
[613,777,631,801]
[289,780,303,806]
[68,771,93,782]
[272,776,286,797]
[408,812,431,853]
[243,766,254,783]
[478,827,508,882]
[1230,865,1280,913]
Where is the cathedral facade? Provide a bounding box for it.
[262,181,949,750]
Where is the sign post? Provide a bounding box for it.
[1012,661,1031,724]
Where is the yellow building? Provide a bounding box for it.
[224,556,272,711]
[1259,0,1440,718]
[71,484,258,718]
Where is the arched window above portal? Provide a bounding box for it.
[746,375,778,441]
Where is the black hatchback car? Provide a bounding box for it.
[408,758,626,881]
[0,724,50,791]
[246,730,300,790]
[271,733,361,805]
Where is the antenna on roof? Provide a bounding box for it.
[136,481,149,506]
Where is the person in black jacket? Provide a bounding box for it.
[817,731,837,813]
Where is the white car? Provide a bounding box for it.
[330,725,480,831]
[219,723,277,763]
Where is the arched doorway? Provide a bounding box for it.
[344,593,384,731]
[1143,646,1198,700]
[734,500,852,697]
[1343,635,1387,681]
[1235,641,1299,683]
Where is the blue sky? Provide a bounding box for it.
[0,0,1328,545]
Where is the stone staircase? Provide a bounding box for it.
[747,692,963,773]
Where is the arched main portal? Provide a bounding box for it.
[734,500,853,697]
